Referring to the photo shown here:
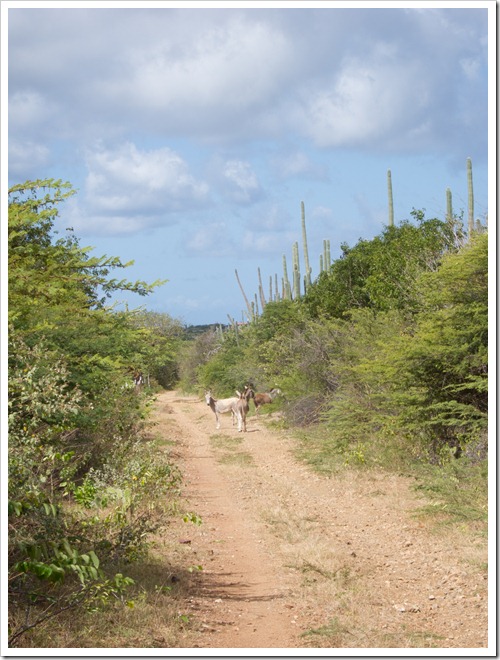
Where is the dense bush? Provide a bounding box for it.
[8,180,182,645]
[302,213,463,319]
[179,213,488,467]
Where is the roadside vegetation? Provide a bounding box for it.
[7,180,189,647]
[8,174,488,647]
[178,210,488,532]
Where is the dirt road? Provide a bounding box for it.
[151,391,489,651]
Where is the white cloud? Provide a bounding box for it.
[311,205,333,220]
[85,142,209,211]
[9,139,50,177]
[222,159,262,204]
[271,150,328,181]
[251,204,292,231]
[460,57,481,80]
[297,53,431,149]
[8,8,488,156]
[185,222,235,257]
[9,90,58,131]
[94,14,293,138]
[241,229,296,256]
[60,141,210,235]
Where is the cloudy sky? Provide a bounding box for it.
[5,2,492,325]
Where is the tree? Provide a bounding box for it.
[130,310,184,388]
[303,213,463,319]
[8,180,179,644]
[394,232,488,457]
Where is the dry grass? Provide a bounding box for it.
[246,456,487,649]
[11,411,201,650]
[13,531,202,649]
[209,433,255,467]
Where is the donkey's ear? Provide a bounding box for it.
[236,390,241,396]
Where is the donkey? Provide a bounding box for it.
[204,390,240,429]
[253,388,282,414]
[235,386,255,432]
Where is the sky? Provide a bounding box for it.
[4,1,493,326]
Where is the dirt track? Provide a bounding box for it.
[150,391,489,651]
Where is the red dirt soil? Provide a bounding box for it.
[150,391,490,652]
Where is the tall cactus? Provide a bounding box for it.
[323,239,331,271]
[387,169,394,227]
[257,267,266,311]
[467,157,474,238]
[446,187,453,224]
[282,255,292,300]
[235,269,253,321]
[301,201,312,291]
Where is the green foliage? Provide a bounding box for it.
[303,214,463,319]
[129,311,184,388]
[176,327,223,392]
[391,233,488,456]
[413,456,488,526]
[9,180,162,327]
[192,209,487,477]
[8,180,182,645]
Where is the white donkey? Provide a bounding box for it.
[205,390,240,429]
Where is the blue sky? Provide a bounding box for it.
[5,2,493,326]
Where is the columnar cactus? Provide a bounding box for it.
[446,187,453,224]
[323,239,331,271]
[301,201,312,291]
[258,267,266,311]
[282,255,292,300]
[387,169,394,227]
[467,157,474,238]
[235,269,253,321]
